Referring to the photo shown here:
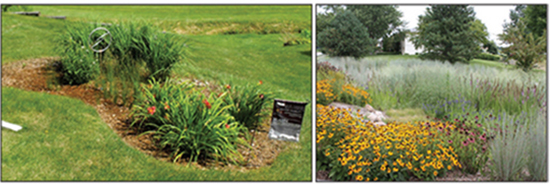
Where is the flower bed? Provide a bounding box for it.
[130,79,273,164]
[317,105,461,181]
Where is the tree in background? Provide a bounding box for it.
[483,40,499,55]
[316,5,345,34]
[346,5,404,42]
[507,5,526,28]
[523,5,547,38]
[499,20,546,72]
[317,10,376,59]
[412,5,480,64]
[470,18,490,53]
[499,5,547,72]
[316,5,404,54]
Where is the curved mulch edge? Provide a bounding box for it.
[1,57,287,170]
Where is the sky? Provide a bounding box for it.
[398,5,516,46]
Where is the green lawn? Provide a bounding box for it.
[181,33,312,97]
[28,5,310,24]
[1,13,67,64]
[1,87,310,181]
[2,5,311,181]
[21,5,311,35]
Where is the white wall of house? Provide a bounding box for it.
[403,35,422,55]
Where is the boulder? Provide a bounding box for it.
[328,102,369,117]
[367,113,381,122]
[364,104,375,113]
[327,102,388,127]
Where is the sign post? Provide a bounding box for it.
[268,99,308,142]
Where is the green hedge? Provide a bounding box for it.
[475,52,501,61]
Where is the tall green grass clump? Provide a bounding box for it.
[130,79,249,164]
[56,21,188,105]
[222,82,274,131]
[56,22,100,85]
[107,21,187,80]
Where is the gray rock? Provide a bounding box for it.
[327,102,388,127]
[364,104,375,113]
[328,102,369,117]
[367,113,381,122]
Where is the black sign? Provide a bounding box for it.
[268,99,308,142]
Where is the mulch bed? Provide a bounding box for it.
[2,57,285,170]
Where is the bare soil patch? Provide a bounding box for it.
[2,57,285,170]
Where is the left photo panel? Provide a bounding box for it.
[1,5,312,181]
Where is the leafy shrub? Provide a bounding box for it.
[475,52,501,61]
[376,52,402,56]
[317,10,376,59]
[222,81,274,131]
[483,40,499,55]
[317,105,461,181]
[131,79,248,164]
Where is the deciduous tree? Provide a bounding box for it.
[317,10,376,59]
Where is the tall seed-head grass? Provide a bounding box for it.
[322,57,546,116]
[527,112,547,181]
[487,112,531,181]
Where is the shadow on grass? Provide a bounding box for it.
[300,50,311,56]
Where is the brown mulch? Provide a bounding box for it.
[1,57,285,170]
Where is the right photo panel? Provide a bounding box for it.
[316,4,547,181]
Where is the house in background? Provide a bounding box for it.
[402,30,423,55]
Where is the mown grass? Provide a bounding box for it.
[1,13,67,64]
[24,5,311,35]
[471,59,546,73]
[1,87,310,181]
[2,5,311,181]
[180,33,312,97]
[385,108,428,123]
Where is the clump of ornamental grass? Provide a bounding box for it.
[221,80,274,132]
[486,112,531,181]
